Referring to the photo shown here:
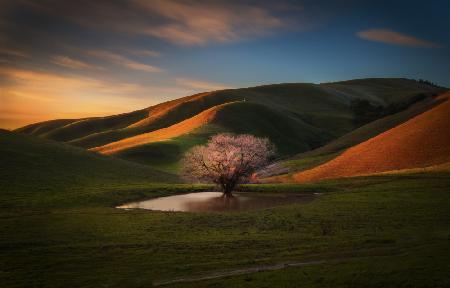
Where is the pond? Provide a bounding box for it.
[116,191,317,212]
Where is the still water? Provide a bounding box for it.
[117,192,316,212]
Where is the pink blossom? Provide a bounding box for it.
[182,133,275,195]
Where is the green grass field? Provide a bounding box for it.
[2,172,449,287]
[2,131,449,287]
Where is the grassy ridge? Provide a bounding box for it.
[15,109,149,142]
[67,92,229,149]
[13,79,445,174]
[43,109,149,142]
[17,78,444,150]
[322,77,444,104]
[15,118,80,136]
[62,82,352,150]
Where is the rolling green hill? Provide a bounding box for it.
[0,129,178,208]
[16,109,149,142]
[107,101,333,172]
[259,94,446,178]
[15,118,81,137]
[15,78,446,173]
[322,78,441,105]
[290,92,450,183]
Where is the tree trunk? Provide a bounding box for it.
[223,188,233,197]
[222,182,235,197]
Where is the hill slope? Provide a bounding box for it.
[92,101,332,172]
[291,92,450,183]
[91,102,233,155]
[259,94,443,178]
[15,78,446,171]
[17,79,443,144]
[0,130,178,199]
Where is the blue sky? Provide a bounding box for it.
[1,0,449,128]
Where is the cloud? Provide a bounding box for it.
[0,47,30,58]
[0,66,144,97]
[357,29,441,48]
[136,0,288,46]
[86,50,163,72]
[13,0,296,47]
[51,55,102,70]
[176,78,232,91]
[128,49,161,57]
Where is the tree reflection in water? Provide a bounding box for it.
[117,192,316,212]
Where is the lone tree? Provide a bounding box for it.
[182,134,275,196]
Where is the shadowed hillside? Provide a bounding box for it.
[291,92,450,183]
[16,109,149,142]
[321,78,441,105]
[15,119,81,137]
[0,129,178,205]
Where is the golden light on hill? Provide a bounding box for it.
[292,92,450,183]
[91,102,236,154]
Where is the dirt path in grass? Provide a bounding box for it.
[152,259,328,286]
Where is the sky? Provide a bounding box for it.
[1,0,449,129]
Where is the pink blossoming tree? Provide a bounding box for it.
[182,134,275,196]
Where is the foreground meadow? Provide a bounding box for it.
[2,172,449,287]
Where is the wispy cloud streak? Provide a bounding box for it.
[0,47,30,58]
[137,0,289,46]
[86,50,163,72]
[51,55,102,70]
[357,29,441,48]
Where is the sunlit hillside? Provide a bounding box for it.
[291,92,450,182]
